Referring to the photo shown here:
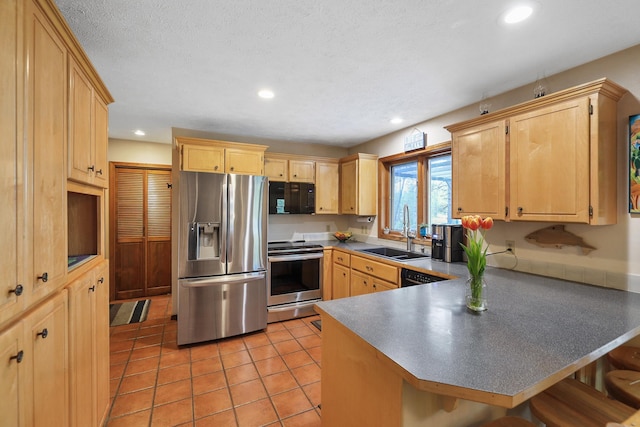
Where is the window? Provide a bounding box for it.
[379,143,457,242]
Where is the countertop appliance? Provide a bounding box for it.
[268,182,315,214]
[432,224,463,262]
[177,171,268,345]
[267,240,323,322]
[400,268,446,287]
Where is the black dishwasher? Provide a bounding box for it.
[400,268,446,287]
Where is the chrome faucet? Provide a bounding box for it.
[403,204,415,252]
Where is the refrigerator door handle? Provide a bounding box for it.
[221,175,229,265]
[179,272,266,288]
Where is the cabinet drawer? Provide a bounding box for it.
[351,256,397,283]
[333,250,350,267]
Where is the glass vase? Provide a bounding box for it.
[466,275,487,312]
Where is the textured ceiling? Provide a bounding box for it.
[55,0,640,147]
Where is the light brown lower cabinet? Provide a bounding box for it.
[332,263,351,299]
[68,260,110,427]
[0,290,69,427]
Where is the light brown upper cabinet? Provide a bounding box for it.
[289,160,315,182]
[451,119,507,220]
[177,137,267,175]
[68,56,109,188]
[0,0,26,327]
[446,78,626,225]
[264,154,315,183]
[340,153,378,216]
[28,0,69,302]
[315,161,340,214]
[510,97,590,222]
[264,156,288,181]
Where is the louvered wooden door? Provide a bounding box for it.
[110,163,171,300]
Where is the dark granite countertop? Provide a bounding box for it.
[315,251,640,407]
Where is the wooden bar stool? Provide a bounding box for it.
[608,346,640,371]
[530,377,636,427]
[481,416,536,427]
[605,370,640,409]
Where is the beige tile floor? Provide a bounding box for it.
[106,295,322,426]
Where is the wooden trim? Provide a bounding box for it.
[264,151,340,164]
[378,141,451,163]
[34,0,113,104]
[174,135,268,152]
[445,78,626,133]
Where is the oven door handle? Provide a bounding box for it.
[269,253,324,262]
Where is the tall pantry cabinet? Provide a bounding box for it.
[0,0,113,426]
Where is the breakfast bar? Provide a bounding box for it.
[315,266,640,426]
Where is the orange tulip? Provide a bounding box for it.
[481,217,494,230]
[466,215,481,231]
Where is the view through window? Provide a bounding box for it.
[383,150,457,238]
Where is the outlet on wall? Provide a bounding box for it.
[506,240,516,255]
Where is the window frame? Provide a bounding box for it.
[378,142,451,246]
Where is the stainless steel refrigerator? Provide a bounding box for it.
[177,171,268,345]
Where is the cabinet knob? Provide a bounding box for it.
[9,350,24,364]
[98,277,104,284]
[89,285,96,292]
[87,165,95,172]
[517,207,523,214]
[319,207,323,210]
[96,169,103,175]
[36,328,48,339]
[363,280,368,286]
[166,183,172,189]
[457,207,462,212]
[342,272,346,277]
[293,174,297,177]
[37,272,48,283]
[9,284,24,296]
[279,173,283,176]
[230,166,235,171]
[214,165,219,171]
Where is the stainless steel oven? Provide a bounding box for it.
[267,241,323,323]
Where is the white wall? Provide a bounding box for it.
[351,44,640,291]
[109,138,172,165]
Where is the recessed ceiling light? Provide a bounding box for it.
[258,89,275,99]
[390,118,403,124]
[134,130,145,136]
[503,5,533,24]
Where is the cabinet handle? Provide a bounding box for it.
[166,183,172,189]
[9,284,24,296]
[366,266,373,272]
[87,165,95,172]
[96,169,103,175]
[36,328,48,339]
[37,272,48,283]
[337,257,343,262]
[9,350,24,364]
[98,277,104,284]
[89,285,96,292]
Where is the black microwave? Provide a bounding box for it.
[268,182,315,214]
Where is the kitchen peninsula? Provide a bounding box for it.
[315,263,640,426]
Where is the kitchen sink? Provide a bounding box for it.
[359,247,429,261]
